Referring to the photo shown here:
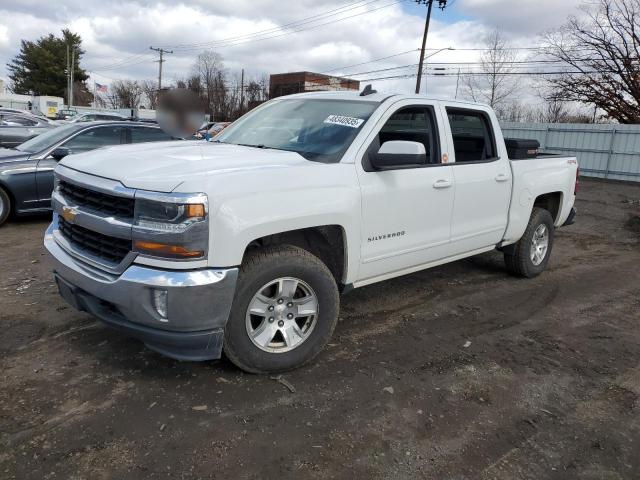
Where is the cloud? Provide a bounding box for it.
[0,0,585,102]
[455,0,582,35]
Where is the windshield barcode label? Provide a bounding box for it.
[324,115,365,128]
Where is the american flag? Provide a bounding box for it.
[95,82,108,93]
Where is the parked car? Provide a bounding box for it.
[0,107,34,115]
[194,122,231,139]
[0,121,177,226]
[55,109,78,121]
[67,112,129,123]
[207,121,231,137]
[44,90,578,373]
[0,107,60,124]
[0,112,58,148]
[195,121,216,138]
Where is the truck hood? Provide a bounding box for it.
[59,141,312,192]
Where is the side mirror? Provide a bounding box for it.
[370,141,426,170]
[50,147,71,160]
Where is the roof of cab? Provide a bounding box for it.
[274,89,490,108]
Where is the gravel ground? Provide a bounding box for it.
[1,178,639,480]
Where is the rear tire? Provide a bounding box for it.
[223,245,339,374]
[504,207,555,278]
[0,188,11,227]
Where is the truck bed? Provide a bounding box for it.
[502,154,578,245]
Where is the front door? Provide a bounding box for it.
[356,102,454,284]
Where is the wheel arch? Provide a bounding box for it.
[533,191,563,223]
[0,179,15,217]
[241,225,348,288]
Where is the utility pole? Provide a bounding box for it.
[150,46,173,91]
[70,47,75,108]
[240,68,245,115]
[415,0,448,94]
[455,68,461,99]
[66,44,71,107]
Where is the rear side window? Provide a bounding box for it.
[446,108,496,162]
[62,126,124,153]
[130,127,173,143]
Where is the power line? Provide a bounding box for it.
[322,49,420,73]
[156,0,407,52]
[87,0,407,74]
[159,0,383,50]
[357,69,622,82]
[87,51,153,71]
[341,58,612,77]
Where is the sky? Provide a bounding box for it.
[0,0,585,101]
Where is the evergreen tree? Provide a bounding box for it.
[7,29,90,102]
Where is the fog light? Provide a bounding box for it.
[152,289,169,321]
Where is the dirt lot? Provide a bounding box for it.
[1,178,639,480]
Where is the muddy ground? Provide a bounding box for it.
[1,178,639,480]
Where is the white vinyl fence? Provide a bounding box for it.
[500,122,640,182]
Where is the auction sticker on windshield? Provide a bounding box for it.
[324,115,365,128]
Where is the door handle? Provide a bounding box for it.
[433,179,452,189]
[495,173,510,182]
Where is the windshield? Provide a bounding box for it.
[215,98,378,163]
[16,123,84,153]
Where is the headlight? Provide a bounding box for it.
[134,199,205,232]
[132,193,209,260]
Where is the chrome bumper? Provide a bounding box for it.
[45,223,238,361]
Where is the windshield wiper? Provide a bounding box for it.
[236,143,268,149]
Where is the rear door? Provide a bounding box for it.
[356,100,455,284]
[443,105,512,253]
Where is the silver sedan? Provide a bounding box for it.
[0,112,57,148]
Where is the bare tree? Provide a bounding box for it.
[193,50,228,119]
[462,29,520,109]
[543,0,640,124]
[107,79,142,109]
[498,98,594,124]
[140,80,159,109]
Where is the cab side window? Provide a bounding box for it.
[62,126,124,154]
[446,108,497,163]
[364,106,439,170]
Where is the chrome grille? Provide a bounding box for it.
[59,180,135,219]
[58,217,131,264]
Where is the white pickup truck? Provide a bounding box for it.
[45,89,578,373]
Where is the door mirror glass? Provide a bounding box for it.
[50,146,71,160]
[370,141,426,170]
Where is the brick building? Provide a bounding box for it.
[269,72,360,99]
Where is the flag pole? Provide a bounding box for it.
[93,79,96,108]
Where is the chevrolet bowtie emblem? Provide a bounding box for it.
[61,206,78,223]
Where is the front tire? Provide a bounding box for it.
[504,207,555,278]
[224,245,339,373]
[0,188,11,227]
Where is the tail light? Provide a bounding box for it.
[575,167,580,195]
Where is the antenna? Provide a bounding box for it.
[360,84,377,96]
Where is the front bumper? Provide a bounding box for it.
[45,223,238,361]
